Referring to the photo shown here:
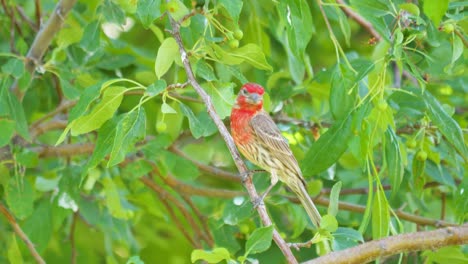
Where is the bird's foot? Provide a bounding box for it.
[252,196,266,209]
[239,169,267,183]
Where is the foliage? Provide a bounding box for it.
[0,0,467,263]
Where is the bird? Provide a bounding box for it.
[230,83,322,228]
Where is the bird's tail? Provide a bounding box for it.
[295,182,322,228]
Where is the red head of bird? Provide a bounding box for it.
[234,83,265,113]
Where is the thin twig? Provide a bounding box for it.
[70,212,78,264]
[336,0,381,41]
[304,224,468,264]
[140,176,201,247]
[0,203,46,264]
[168,145,240,182]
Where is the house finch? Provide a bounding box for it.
[230,83,322,227]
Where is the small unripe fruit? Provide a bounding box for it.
[233,29,244,40]
[156,121,167,132]
[439,23,455,34]
[416,150,428,161]
[228,39,239,49]
[377,100,388,111]
[167,1,179,13]
[406,139,417,149]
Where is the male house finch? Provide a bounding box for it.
[230,83,322,227]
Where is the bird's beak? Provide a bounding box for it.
[246,93,262,105]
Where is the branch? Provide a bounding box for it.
[304,224,468,264]
[168,145,240,182]
[0,203,46,264]
[12,0,78,100]
[167,14,298,263]
[336,0,381,41]
[140,176,203,247]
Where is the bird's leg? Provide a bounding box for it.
[239,169,267,183]
[253,172,279,208]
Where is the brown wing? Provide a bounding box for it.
[249,112,304,180]
[250,112,293,156]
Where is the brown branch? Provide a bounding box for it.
[30,119,67,140]
[0,203,46,264]
[304,224,468,264]
[69,212,78,264]
[12,0,78,100]
[168,145,240,182]
[454,29,468,48]
[30,100,77,128]
[35,142,95,158]
[34,0,41,28]
[28,140,456,228]
[311,197,455,228]
[15,6,39,32]
[336,0,381,41]
[140,176,202,247]
[168,15,298,263]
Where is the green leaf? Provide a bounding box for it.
[179,103,217,138]
[99,0,126,25]
[277,0,314,58]
[136,0,162,28]
[146,79,167,96]
[191,247,231,263]
[127,256,145,264]
[167,0,190,26]
[56,16,83,48]
[2,58,24,78]
[87,118,118,170]
[384,128,404,197]
[330,63,357,120]
[101,176,132,219]
[451,34,463,64]
[328,181,342,217]
[71,86,126,136]
[7,235,24,264]
[155,38,179,79]
[96,54,135,70]
[80,20,100,52]
[321,214,339,233]
[16,151,38,168]
[244,226,274,256]
[332,227,364,251]
[399,3,420,16]
[3,88,30,140]
[6,178,34,220]
[423,0,449,26]
[422,246,468,264]
[423,90,468,159]
[372,188,390,239]
[0,118,15,147]
[161,102,177,114]
[301,112,353,176]
[230,44,273,71]
[208,43,273,71]
[60,79,81,100]
[108,107,146,167]
[121,159,153,180]
[195,59,217,81]
[218,0,243,23]
[204,82,235,119]
[21,200,52,253]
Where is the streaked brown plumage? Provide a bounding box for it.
[230,83,322,227]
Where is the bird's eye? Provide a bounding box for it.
[241,88,248,95]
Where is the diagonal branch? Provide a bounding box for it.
[167,14,299,264]
[11,0,77,100]
[304,224,468,264]
[0,203,46,264]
